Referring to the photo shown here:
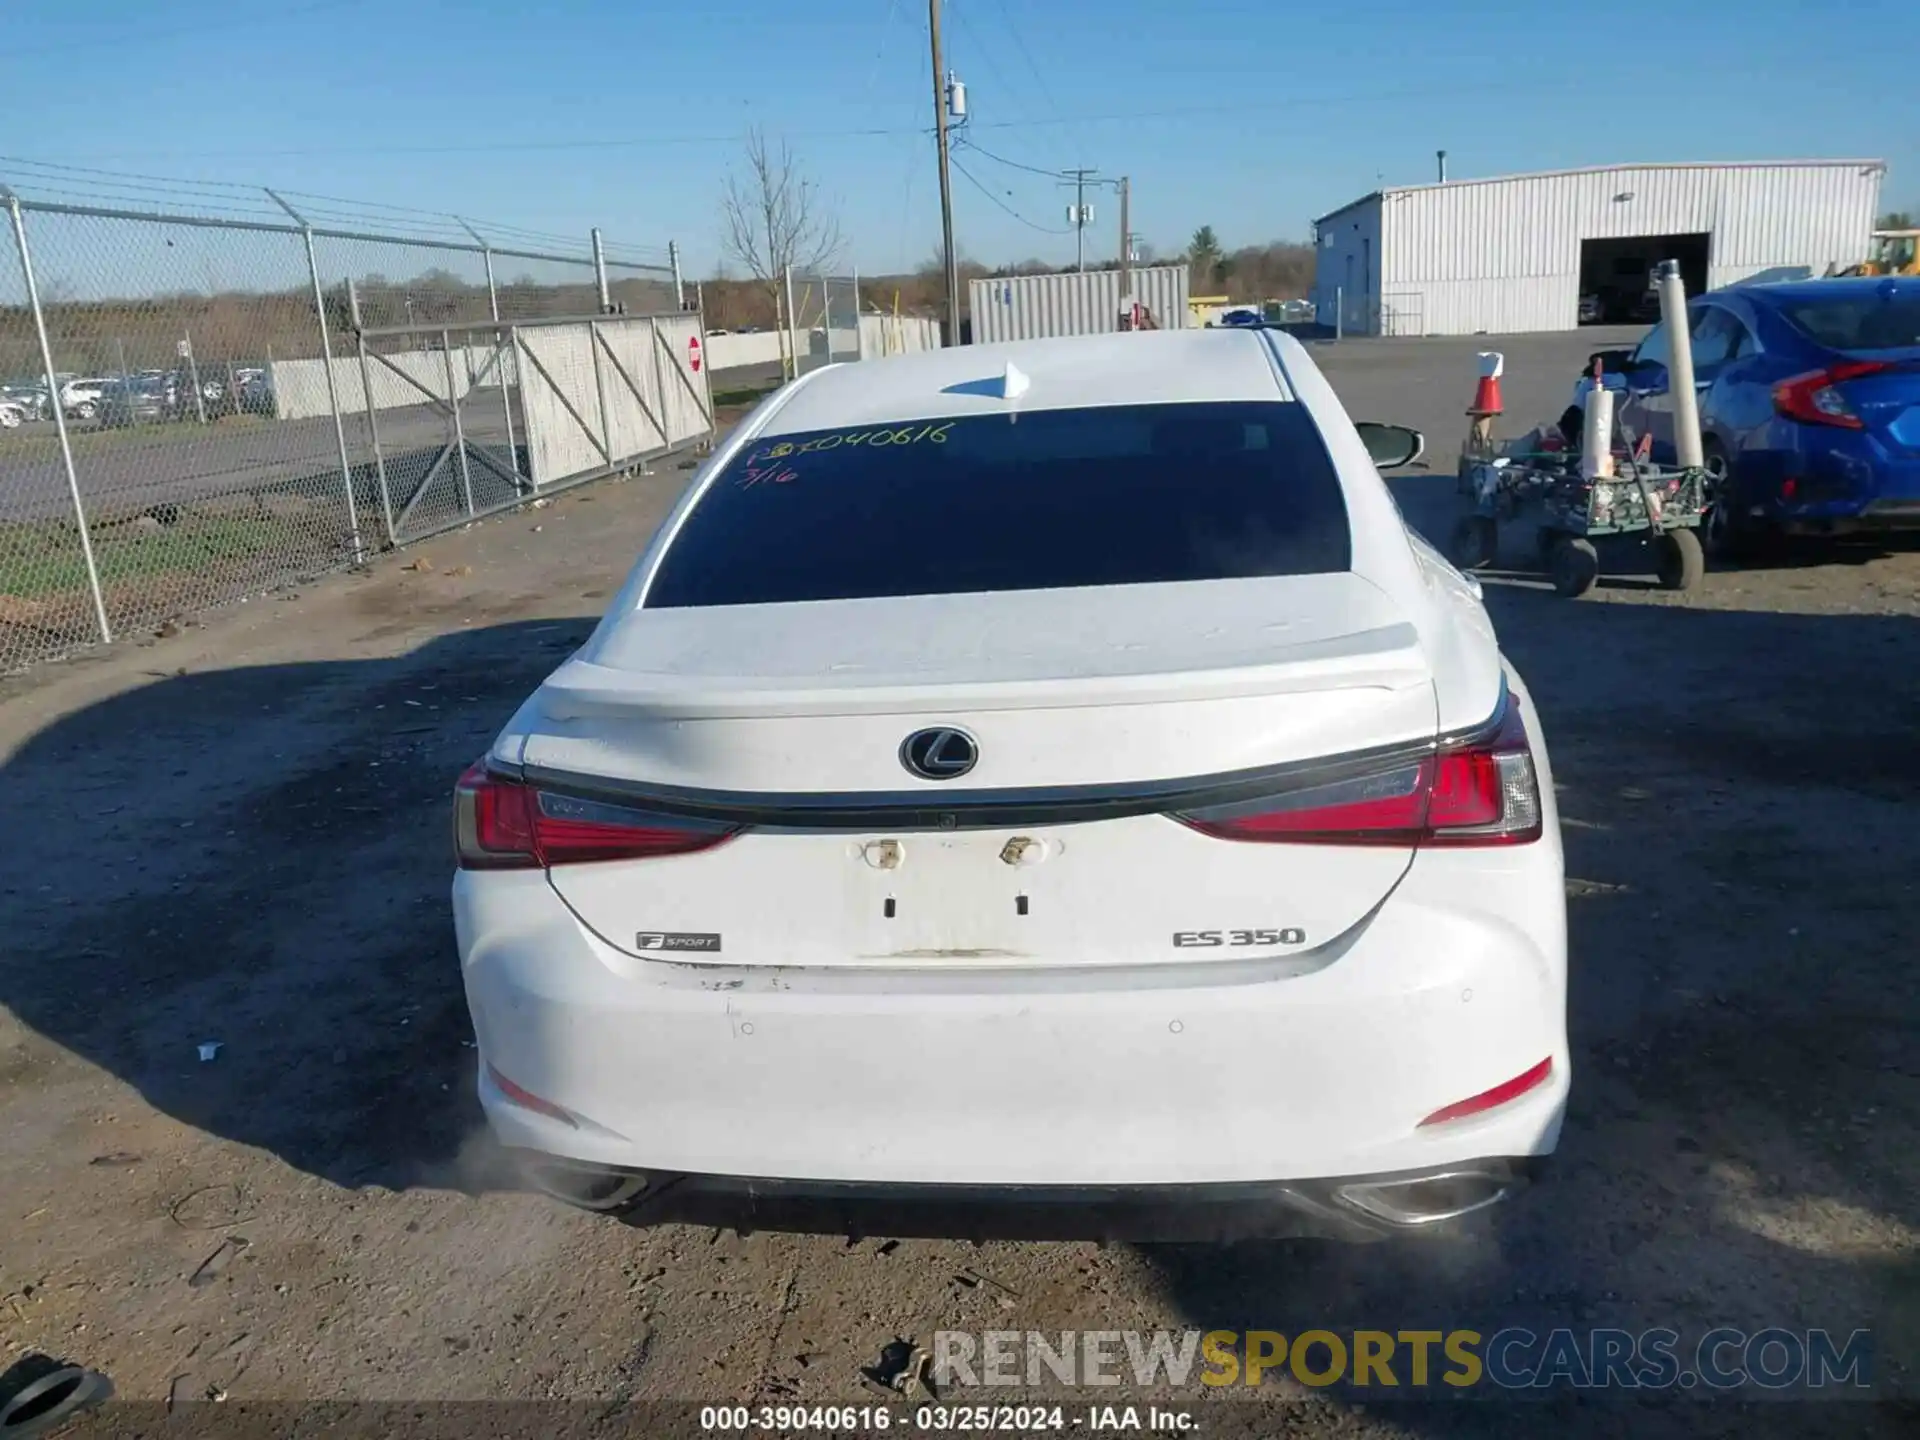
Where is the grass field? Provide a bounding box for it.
[0,510,318,599]
[710,382,778,407]
[0,413,275,463]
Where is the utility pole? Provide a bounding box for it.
[1118,175,1132,326]
[1061,168,1097,273]
[929,0,960,343]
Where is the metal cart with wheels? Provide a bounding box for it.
[1453,449,1708,598]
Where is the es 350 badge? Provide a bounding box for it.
[1172,928,1307,948]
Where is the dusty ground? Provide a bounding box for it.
[1,335,1917,1438]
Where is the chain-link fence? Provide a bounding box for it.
[0,177,690,674]
[785,268,863,377]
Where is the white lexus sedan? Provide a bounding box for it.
[453,327,1569,1239]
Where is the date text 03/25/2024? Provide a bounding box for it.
[697,1404,1196,1432]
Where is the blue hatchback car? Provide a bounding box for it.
[1586,277,1920,558]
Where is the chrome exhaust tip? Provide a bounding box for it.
[519,1157,652,1213]
[1334,1165,1519,1229]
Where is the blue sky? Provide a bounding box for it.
[1,0,1913,278]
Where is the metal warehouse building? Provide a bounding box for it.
[1311,159,1886,337]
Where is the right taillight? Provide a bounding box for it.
[453,761,738,869]
[1175,697,1543,847]
[1771,360,1887,430]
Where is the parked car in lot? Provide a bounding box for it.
[1,382,51,420]
[1583,276,1920,558]
[232,366,274,414]
[59,377,110,421]
[97,374,186,428]
[453,327,1569,1240]
[1216,307,1263,327]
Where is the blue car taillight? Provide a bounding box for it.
[1772,360,1889,430]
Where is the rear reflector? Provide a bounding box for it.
[486,1063,580,1128]
[454,762,738,869]
[1418,1057,1554,1128]
[1175,694,1543,847]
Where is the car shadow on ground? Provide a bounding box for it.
[2,583,1918,1433]
[0,619,597,1196]
[1137,592,1920,1435]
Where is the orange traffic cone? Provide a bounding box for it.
[1469,351,1504,417]
[1464,350,1505,457]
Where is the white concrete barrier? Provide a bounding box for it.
[704,331,786,371]
[461,344,519,388]
[859,314,941,357]
[270,351,468,421]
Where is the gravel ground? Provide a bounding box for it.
[1,334,1916,1438]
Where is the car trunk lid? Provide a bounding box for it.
[520,574,1452,969]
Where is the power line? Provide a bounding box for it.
[944,1,1035,131]
[950,156,1073,234]
[981,0,1089,158]
[861,0,907,106]
[0,155,260,194]
[953,135,1065,180]
[44,84,1459,162]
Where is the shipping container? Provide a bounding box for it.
[1312,160,1886,336]
[968,267,1190,344]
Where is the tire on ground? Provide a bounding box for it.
[1450,514,1499,571]
[1655,528,1705,591]
[1549,536,1600,598]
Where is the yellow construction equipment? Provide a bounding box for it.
[1834,230,1920,277]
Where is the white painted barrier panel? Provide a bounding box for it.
[516,315,713,489]
[516,325,602,487]
[270,351,468,420]
[704,331,785,371]
[652,313,711,449]
[859,314,941,358]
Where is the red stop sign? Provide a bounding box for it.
[689,334,702,373]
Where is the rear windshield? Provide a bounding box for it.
[1779,294,1920,352]
[644,401,1352,608]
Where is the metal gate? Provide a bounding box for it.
[351,319,530,545]
[513,313,712,489]
[1379,292,1427,337]
[346,311,712,545]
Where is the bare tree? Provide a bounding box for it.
[720,129,844,332]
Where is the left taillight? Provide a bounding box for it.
[453,761,738,869]
[1175,695,1543,848]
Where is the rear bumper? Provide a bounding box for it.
[509,1151,1550,1242]
[1737,422,1920,530]
[455,833,1570,1223]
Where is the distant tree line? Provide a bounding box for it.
[697,227,1317,333]
[0,265,671,382]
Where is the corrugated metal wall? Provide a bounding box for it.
[1312,197,1383,333]
[969,267,1189,343]
[1373,162,1884,335]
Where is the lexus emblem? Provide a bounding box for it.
[900,727,978,781]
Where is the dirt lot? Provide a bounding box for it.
[1,333,1917,1438]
